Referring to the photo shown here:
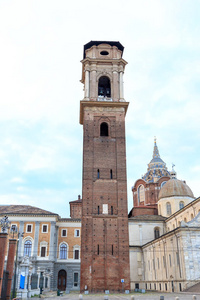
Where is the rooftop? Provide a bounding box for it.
[0,205,58,216]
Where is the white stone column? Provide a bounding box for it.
[119,71,124,100]
[37,268,40,289]
[139,224,143,245]
[28,269,32,296]
[84,67,90,100]
[90,64,96,100]
[28,272,31,290]
[112,64,119,101]
[24,267,28,290]
[43,273,46,289]
[17,268,21,290]
[47,275,50,289]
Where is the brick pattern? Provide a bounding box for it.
[70,202,82,219]
[0,233,8,295]
[131,206,158,216]
[80,106,130,292]
[6,239,17,300]
[132,177,170,212]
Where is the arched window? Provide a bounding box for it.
[60,243,67,259]
[98,76,111,97]
[179,201,184,210]
[191,213,194,220]
[24,240,32,256]
[184,217,187,222]
[100,122,108,136]
[138,185,145,203]
[166,202,171,215]
[154,227,160,239]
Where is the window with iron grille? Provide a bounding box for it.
[24,240,32,256]
[60,243,67,259]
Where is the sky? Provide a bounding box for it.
[0,0,200,218]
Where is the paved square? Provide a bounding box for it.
[41,291,200,300]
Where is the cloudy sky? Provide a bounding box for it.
[0,0,199,217]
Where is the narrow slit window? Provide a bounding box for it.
[111,206,113,215]
[110,169,113,179]
[98,206,100,215]
[97,244,99,255]
[112,245,114,255]
[97,169,100,179]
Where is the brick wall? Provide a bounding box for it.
[80,105,130,292]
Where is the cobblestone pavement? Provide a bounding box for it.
[39,291,200,300]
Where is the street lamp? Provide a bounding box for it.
[0,215,11,232]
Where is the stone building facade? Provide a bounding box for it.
[0,204,81,298]
[142,212,200,292]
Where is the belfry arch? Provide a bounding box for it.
[98,76,111,97]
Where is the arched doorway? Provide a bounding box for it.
[57,270,67,291]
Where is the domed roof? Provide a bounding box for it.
[158,178,194,200]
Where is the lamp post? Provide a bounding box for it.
[11,226,24,298]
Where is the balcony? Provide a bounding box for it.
[97,96,113,102]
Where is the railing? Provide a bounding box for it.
[97,96,113,102]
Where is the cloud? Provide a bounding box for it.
[10,177,25,183]
[0,0,200,217]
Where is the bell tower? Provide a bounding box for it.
[80,41,130,292]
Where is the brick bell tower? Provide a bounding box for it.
[80,41,130,292]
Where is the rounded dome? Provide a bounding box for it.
[158,178,194,200]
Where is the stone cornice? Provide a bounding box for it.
[80,100,129,125]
